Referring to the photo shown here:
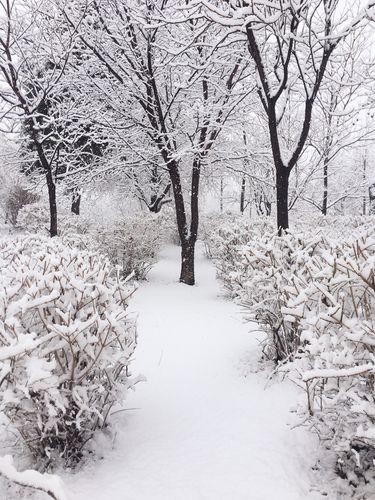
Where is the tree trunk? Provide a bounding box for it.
[276,167,290,234]
[322,156,328,215]
[220,177,224,212]
[180,239,195,285]
[180,155,200,285]
[71,191,81,215]
[265,197,271,216]
[149,183,171,213]
[165,157,196,284]
[30,132,58,237]
[46,170,57,237]
[369,184,375,215]
[322,93,334,216]
[363,156,367,216]
[240,176,245,213]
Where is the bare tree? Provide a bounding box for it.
[197,0,375,232]
[0,0,77,236]
[298,31,375,215]
[63,0,249,284]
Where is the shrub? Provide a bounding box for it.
[16,204,164,280]
[204,214,375,490]
[5,185,40,226]
[283,232,375,487]
[203,215,307,360]
[16,201,49,234]
[0,235,139,469]
[92,214,163,280]
[16,202,92,240]
[157,206,180,246]
[203,214,373,361]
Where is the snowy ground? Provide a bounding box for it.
[3,243,327,499]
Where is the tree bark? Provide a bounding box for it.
[369,184,375,215]
[165,156,197,284]
[240,176,245,213]
[322,156,328,215]
[46,169,57,237]
[179,155,200,285]
[149,183,171,213]
[276,167,290,234]
[71,191,81,215]
[180,240,195,285]
[220,178,224,212]
[32,136,57,237]
[363,156,367,216]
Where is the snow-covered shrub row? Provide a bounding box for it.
[93,214,162,280]
[5,185,40,226]
[0,235,139,469]
[203,214,375,361]
[16,202,170,280]
[205,219,318,360]
[200,214,274,284]
[204,214,375,487]
[299,213,375,239]
[283,232,375,487]
[0,455,66,500]
[16,202,51,234]
[203,214,298,359]
[16,202,92,241]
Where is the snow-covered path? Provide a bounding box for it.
[67,244,322,500]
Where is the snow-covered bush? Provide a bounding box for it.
[200,213,249,261]
[0,235,138,469]
[0,455,66,500]
[201,214,274,289]
[204,214,374,361]
[203,215,308,360]
[16,202,92,241]
[204,214,375,488]
[16,202,50,234]
[296,213,375,239]
[201,215,249,289]
[92,213,163,280]
[5,185,40,226]
[16,203,165,280]
[283,232,375,486]
[157,206,180,246]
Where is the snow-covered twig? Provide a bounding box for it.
[303,364,375,382]
[0,455,67,500]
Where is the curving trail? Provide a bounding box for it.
[66,244,323,500]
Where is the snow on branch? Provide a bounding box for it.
[0,455,67,500]
[302,363,375,382]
